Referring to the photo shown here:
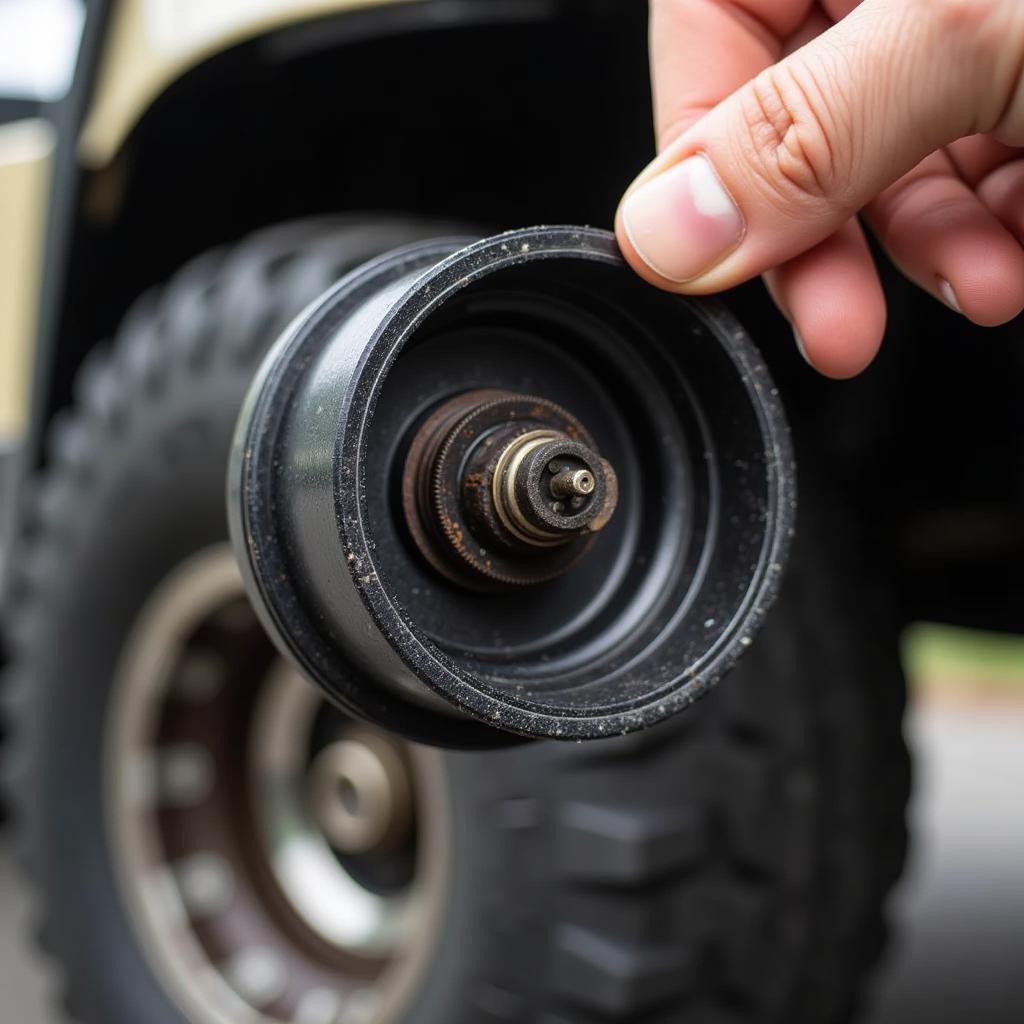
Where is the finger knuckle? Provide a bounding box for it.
[904,0,1024,138]
[925,0,1017,79]
[927,0,1003,39]
[873,183,975,244]
[736,61,853,210]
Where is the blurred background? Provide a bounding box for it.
[871,630,1024,1023]
[6,626,1024,1021]
[1,2,1022,1023]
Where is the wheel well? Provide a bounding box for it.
[47,3,653,422]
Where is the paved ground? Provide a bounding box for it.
[870,701,1024,1024]
[1,700,1021,1023]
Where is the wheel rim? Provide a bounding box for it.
[106,546,449,1024]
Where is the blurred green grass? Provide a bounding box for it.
[903,623,1024,697]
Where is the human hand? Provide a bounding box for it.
[615,0,1024,377]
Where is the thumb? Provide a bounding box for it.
[617,0,1024,293]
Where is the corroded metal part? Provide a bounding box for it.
[498,434,616,545]
[401,390,618,591]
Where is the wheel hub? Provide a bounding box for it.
[308,730,414,855]
[107,548,447,1024]
[402,389,619,590]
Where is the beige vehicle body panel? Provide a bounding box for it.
[0,0,406,440]
[0,120,55,443]
[80,0,417,168]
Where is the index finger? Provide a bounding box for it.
[650,0,813,151]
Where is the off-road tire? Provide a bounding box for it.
[2,218,908,1023]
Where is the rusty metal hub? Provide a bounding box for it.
[402,389,618,591]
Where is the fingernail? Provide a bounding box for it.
[793,329,811,365]
[939,279,962,314]
[622,154,744,283]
